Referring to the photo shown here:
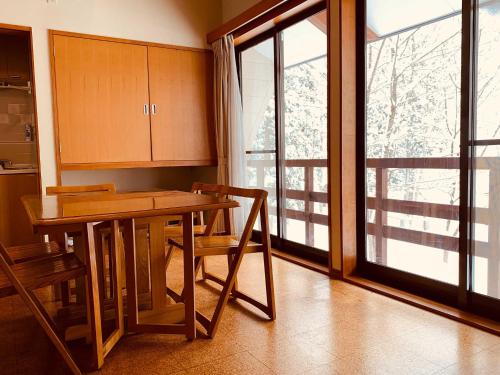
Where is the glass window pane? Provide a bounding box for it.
[241,38,277,235]
[282,10,328,250]
[365,0,462,284]
[241,39,275,152]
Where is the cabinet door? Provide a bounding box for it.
[148,46,215,162]
[53,35,151,164]
[0,34,30,82]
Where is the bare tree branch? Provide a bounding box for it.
[367,38,386,105]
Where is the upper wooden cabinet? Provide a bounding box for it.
[50,31,216,170]
[148,47,215,162]
[53,35,152,164]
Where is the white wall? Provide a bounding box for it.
[0,0,222,189]
[222,0,261,22]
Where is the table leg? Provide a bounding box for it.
[182,212,196,340]
[74,235,87,305]
[123,219,139,331]
[48,231,68,303]
[135,226,151,295]
[82,222,104,370]
[149,221,167,310]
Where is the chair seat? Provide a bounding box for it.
[164,225,206,238]
[168,235,262,256]
[0,253,86,298]
[6,241,63,263]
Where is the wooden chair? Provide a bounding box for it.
[168,185,276,338]
[0,241,86,374]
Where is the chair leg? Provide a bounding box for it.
[207,251,245,338]
[260,197,276,320]
[165,245,174,270]
[194,256,204,279]
[200,256,207,280]
[227,254,238,296]
[262,248,276,320]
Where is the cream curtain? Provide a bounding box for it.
[212,35,246,234]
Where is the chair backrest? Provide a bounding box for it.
[225,186,269,244]
[201,184,269,246]
[46,183,116,196]
[164,183,226,227]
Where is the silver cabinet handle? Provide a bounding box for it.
[143,104,149,115]
[152,104,157,115]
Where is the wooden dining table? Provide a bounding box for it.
[22,190,238,370]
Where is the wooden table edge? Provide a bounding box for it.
[21,195,239,227]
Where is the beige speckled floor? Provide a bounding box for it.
[1,250,499,374]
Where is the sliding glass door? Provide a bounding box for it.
[238,5,329,262]
[359,0,500,319]
[364,1,462,285]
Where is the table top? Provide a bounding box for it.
[22,190,239,227]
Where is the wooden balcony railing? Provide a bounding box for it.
[247,155,499,295]
[367,157,500,297]
[365,157,500,262]
[246,158,328,248]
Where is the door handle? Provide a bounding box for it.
[152,104,157,115]
[143,104,149,115]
